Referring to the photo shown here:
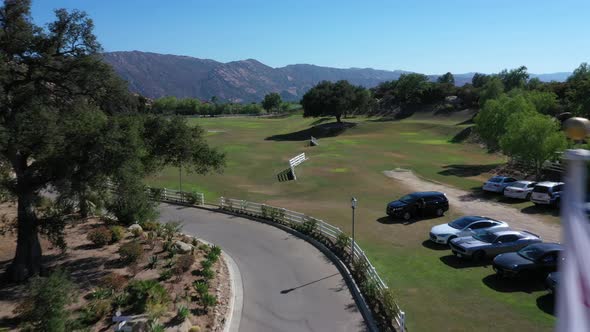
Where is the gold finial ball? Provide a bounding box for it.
[564,117,590,140]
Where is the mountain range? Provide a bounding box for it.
[102,51,571,103]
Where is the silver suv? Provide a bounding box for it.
[530,181,563,207]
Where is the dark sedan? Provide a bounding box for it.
[492,243,563,278]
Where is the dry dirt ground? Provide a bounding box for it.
[0,203,230,331]
[384,169,561,242]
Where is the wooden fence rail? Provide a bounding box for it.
[219,197,405,331]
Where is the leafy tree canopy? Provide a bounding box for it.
[262,92,282,112]
[301,80,370,123]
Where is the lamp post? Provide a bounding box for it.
[179,163,183,202]
[351,197,357,264]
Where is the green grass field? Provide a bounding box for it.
[148,111,557,331]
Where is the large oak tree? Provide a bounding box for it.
[0,0,224,281]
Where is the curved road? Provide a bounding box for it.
[158,203,367,332]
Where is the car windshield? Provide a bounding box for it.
[518,245,546,261]
[533,186,550,193]
[473,231,496,243]
[488,177,502,183]
[399,194,416,203]
[511,182,528,188]
[448,216,484,230]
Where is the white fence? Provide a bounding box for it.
[107,182,205,206]
[310,136,319,146]
[219,197,405,331]
[289,153,307,168]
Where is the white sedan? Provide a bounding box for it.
[482,176,518,193]
[503,181,537,200]
[429,216,509,245]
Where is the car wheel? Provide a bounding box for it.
[435,208,444,217]
[446,236,457,245]
[472,250,485,262]
[526,193,531,200]
[402,211,412,221]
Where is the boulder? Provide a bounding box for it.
[128,224,143,232]
[174,240,193,253]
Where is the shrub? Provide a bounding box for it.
[201,293,217,312]
[176,254,195,273]
[113,292,128,308]
[161,221,183,240]
[107,180,158,225]
[189,327,201,332]
[159,269,173,281]
[131,227,143,238]
[126,280,170,314]
[201,267,214,280]
[198,244,210,252]
[147,319,165,332]
[206,251,219,264]
[193,281,208,296]
[177,305,190,320]
[200,259,212,270]
[148,255,159,269]
[210,245,222,256]
[81,298,111,323]
[15,269,76,332]
[87,226,112,246]
[191,238,199,247]
[150,187,163,201]
[109,225,126,242]
[118,241,144,263]
[141,221,160,232]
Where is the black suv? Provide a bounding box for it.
[386,191,449,220]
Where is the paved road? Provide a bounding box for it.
[158,203,367,332]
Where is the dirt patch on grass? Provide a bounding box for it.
[0,213,230,331]
[383,169,561,242]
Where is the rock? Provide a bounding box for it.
[164,318,192,332]
[174,240,193,253]
[128,224,143,232]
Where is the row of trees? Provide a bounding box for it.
[151,93,300,116]
[0,1,225,281]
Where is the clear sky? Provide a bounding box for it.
[30,0,589,74]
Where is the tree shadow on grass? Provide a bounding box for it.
[450,126,473,143]
[521,205,560,217]
[265,122,356,141]
[421,240,449,251]
[537,293,555,316]
[439,254,490,269]
[482,274,546,294]
[438,164,501,177]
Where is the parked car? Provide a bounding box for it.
[503,181,537,200]
[429,216,508,245]
[546,272,560,294]
[492,243,563,278]
[482,176,518,193]
[530,182,564,206]
[450,228,542,261]
[386,191,449,220]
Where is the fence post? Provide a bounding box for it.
[220,196,225,208]
[163,188,167,201]
[400,311,406,332]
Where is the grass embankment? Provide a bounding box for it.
[148,111,557,332]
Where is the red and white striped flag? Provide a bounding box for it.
[557,149,590,332]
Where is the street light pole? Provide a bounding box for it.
[179,163,183,201]
[351,197,357,264]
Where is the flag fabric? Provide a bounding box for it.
[556,150,590,332]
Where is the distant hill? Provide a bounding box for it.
[102,51,571,102]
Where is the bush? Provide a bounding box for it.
[206,251,219,263]
[150,187,164,200]
[15,269,76,332]
[159,269,173,281]
[200,259,212,270]
[162,221,183,240]
[81,298,111,324]
[193,281,208,296]
[210,245,221,256]
[107,179,158,225]
[109,225,126,242]
[176,254,195,273]
[148,255,159,269]
[100,272,127,292]
[131,227,143,238]
[141,221,160,232]
[201,293,217,312]
[126,280,170,314]
[147,319,165,332]
[177,305,190,320]
[185,192,203,205]
[118,241,144,264]
[87,226,112,246]
[201,267,214,280]
[189,327,201,332]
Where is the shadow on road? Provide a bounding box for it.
[280,273,340,294]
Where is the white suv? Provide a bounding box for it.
[530,182,564,206]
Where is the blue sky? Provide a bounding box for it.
[31,0,589,74]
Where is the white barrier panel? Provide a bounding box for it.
[289,153,307,168]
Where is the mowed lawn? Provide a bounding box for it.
[147,111,557,332]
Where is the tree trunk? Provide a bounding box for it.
[8,191,42,281]
[336,114,342,123]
